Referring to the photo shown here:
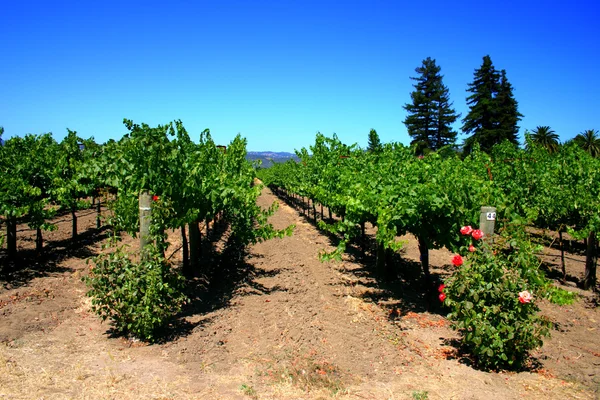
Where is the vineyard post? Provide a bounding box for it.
[139,191,152,260]
[6,216,17,260]
[583,231,597,290]
[96,199,102,229]
[479,206,496,241]
[188,221,201,275]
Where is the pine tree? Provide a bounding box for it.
[403,57,459,152]
[462,56,522,153]
[495,69,522,144]
[367,129,382,153]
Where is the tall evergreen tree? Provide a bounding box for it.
[495,69,523,143]
[462,56,522,153]
[367,129,382,153]
[403,57,459,152]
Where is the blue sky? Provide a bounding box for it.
[2,0,598,152]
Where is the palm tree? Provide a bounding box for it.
[530,126,559,153]
[573,129,600,158]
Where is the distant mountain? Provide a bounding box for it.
[246,151,299,167]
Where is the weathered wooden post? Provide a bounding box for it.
[139,191,152,260]
[96,200,102,229]
[479,206,496,241]
[583,231,597,290]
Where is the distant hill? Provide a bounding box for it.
[246,151,299,167]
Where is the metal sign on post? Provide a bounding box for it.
[479,206,496,240]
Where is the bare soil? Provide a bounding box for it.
[0,187,598,399]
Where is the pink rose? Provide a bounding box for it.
[460,225,473,235]
[518,290,532,304]
[468,244,476,252]
[472,229,484,240]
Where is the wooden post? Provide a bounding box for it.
[479,206,496,241]
[139,191,152,260]
[36,228,43,254]
[583,231,597,290]
[559,230,566,282]
[189,221,201,273]
[71,207,78,240]
[7,216,17,260]
[96,200,102,229]
[181,225,190,276]
[418,235,431,285]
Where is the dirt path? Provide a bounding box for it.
[0,187,598,399]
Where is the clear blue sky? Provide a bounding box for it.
[2,0,598,152]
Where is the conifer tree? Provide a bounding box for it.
[462,56,522,153]
[495,69,523,144]
[367,129,382,153]
[403,57,459,152]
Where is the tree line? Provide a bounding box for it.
[402,55,599,156]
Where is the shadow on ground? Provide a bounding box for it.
[0,226,111,290]
[154,220,286,343]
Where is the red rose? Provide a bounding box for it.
[438,284,446,293]
[471,229,484,240]
[468,244,476,252]
[451,255,463,266]
[152,195,159,201]
[460,225,473,235]
[439,293,446,302]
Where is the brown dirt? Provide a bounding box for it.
[0,187,598,399]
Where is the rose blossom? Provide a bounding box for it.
[439,293,446,302]
[438,284,446,293]
[460,225,473,235]
[152,195,159,201]
[451,255,463,267]
[468,244,476,252]
[471,229,484,240]
[518,290,532,304]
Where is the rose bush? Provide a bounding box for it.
[84,244,187,342]
[442,226,551,370]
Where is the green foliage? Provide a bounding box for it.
[51,129,95,214]
[544,285,577,305]
[412,391,429,400]
[84,245,187,342]
[403,57,460,151]
[239,384,257,398]
[444,232,551,370]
